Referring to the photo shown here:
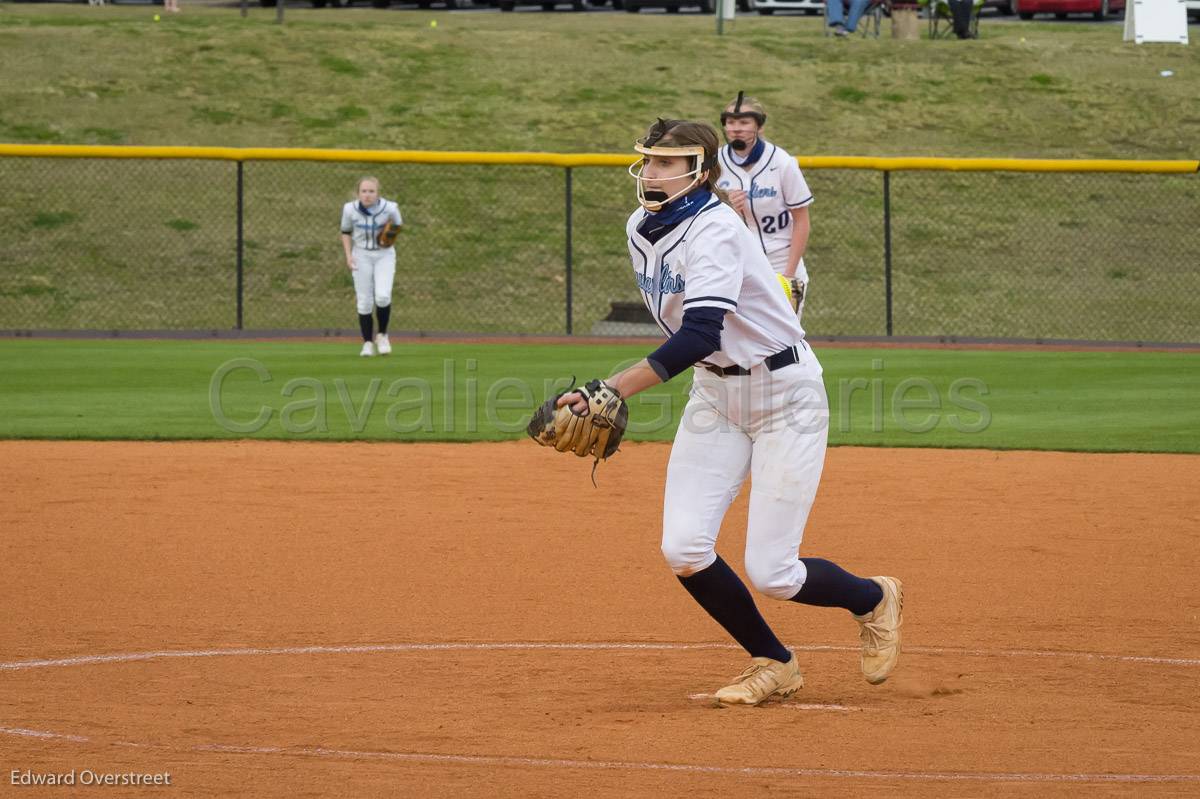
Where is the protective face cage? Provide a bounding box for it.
[628,141,706,212]
[628,123,718,212]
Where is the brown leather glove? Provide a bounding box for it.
[527,379,628,462]
[377,219,400,247]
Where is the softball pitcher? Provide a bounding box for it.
[553,119,902,706]
[340,176,402,357]
[717,94,813,319]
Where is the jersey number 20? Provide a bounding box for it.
[761,211,791,235]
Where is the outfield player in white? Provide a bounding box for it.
[557,119,902,706]
[717,94,814,319]
[340,177,402,357]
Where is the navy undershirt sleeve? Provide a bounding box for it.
[646,307,727,381]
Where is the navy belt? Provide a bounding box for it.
[700,343,805,378]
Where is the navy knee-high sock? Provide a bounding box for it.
[678,556,792,663]
[789,558,883,616]
[376,304,391,335]
[358,313,373,342]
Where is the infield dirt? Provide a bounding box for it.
[2,441,1198,797]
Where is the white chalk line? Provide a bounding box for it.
[0,726,89,743]
[0,725,1196,784]
[1,641,1198,672]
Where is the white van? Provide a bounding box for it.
[754,0,824,13]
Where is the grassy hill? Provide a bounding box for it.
[1,5,1197,158]
[0,5,1197,342]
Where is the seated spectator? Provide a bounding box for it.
[827,0,871,35]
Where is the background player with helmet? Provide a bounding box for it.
[717,93,814,320]
[340,176,403,358]
[534,118,903,707]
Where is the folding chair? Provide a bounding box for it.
[925,0,982,38]
[822,0,889,37]
[858,0,889,36]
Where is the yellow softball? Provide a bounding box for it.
[776,272,793,304]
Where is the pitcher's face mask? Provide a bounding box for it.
[628,140,709,212]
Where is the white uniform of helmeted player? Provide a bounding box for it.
[717,144,812,281]
[717,94,814,319]
[341,195,402,356]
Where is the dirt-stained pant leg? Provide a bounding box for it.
[353,251,377,315]
[661,378,752,577]
[373,248,396,310]
[743,350,829,599]
[353,249,395,314]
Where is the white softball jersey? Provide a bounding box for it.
[716,140,812,269]
[625,197,806,371]
[340,198,403,252]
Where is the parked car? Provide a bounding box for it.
[499,0,586,8]
[624,0,713,10]
[621,0,756,10]
[1186,0,1199,18]
[755,0,1001,16]
[257,0,470,6]
[1011,0,1123,19]
[595,0,753,7]
[755,0,822,15]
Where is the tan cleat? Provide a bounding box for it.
[713,653,804,707]
[853,576,903,685]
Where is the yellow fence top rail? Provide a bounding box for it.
[0,144,1196,174]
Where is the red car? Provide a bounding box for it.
[1012,0,1124,19]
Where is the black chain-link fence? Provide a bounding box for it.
[1,154,1197,342]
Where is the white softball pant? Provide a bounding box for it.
[351,247,395,315]
[661,345,828,601]
[767,250,808,320]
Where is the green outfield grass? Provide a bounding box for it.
[1,339,1196,453]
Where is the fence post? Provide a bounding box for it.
[565,166,573,336]
[883,170,893,337]
[236,161,245,331]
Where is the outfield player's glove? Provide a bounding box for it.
[527,379,629,468]
[377,220,400,248]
